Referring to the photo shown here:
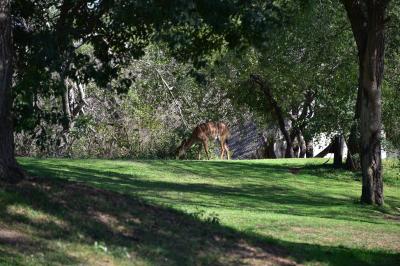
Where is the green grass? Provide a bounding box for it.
[1,158,399,265]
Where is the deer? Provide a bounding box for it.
[176,122,231,160]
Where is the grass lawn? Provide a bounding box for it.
[1,158,399,265]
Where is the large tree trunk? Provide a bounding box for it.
[0,0,25,182]
[342,0,387,205]
[359,13,385,205]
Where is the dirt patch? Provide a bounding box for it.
[0,228,32,246]
[233,239,300,266]
[384,214,400,222]
[291,227,321,234]
[92,211,119,226]
[288,168,301,175]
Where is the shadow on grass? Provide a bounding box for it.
[1,177,399,266]
[19,159,400,224]
[0,250,25,266]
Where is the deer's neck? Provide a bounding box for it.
[184,138,195,150]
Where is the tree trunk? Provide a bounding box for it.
[333,135,344,168]
[298,133,307,158]
[305,138,314,158]
[261,135,277,159]
[345,124,360,170]
[61,79,72,131]
[293,144,300,158]
[342,0,387,205]
[250,74,294,158]
[266,141,277,159]
[0,1,25,182]
[315,141,334,158]
[359,15,385,205]
[284,140,294,158]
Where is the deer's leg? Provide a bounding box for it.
[197,143,202,160]
[220,140,225,160]
[202,140,209,160]
[224,142,230,160]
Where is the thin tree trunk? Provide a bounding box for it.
[305,138,314,158]
[293,144,300,158]
[298,133,307,158]
[61,80,72,131]
[333,135,344,168]
[346,124,360,170]
[0,0,25,182]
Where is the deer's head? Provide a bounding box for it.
[175,139,187,159]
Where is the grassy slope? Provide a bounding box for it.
[1,158,399,265]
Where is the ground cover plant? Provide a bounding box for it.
[0,158,398,265]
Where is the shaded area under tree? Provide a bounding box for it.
[1,176,399,266]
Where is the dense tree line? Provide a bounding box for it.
[15,45,242,158]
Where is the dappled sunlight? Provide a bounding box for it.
[1,178,302,265]
[17,159,400,253]
[18,158,397,226]
[2,174,399,265]
[6,205,68,229]
[0,158,398,265]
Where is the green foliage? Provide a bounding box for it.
[158,1,305,65]
[189,208,220,224]
[10,0,400,159]
[11,0,304,137]
[209,0,358,140]
[382,0,400,150]
[14,45,244,159]
[12,0,145,136]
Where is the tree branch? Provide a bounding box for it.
[250,74,292,146]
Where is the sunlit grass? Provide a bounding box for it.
[0,157,399,265]
[19,158,400,249]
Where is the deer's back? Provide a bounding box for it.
[192,122,229,140]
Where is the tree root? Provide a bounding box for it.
[0,161,26,183]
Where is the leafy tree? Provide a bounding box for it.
[382,0,400,152]
[2,0,302,181]
[3,0,162,180]
[209,1,357,161]
[14,43,243,159]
